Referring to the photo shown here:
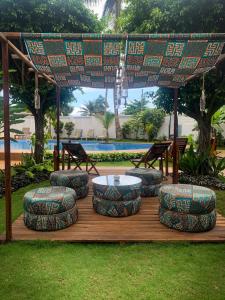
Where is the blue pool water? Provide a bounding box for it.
[0,140,151,151]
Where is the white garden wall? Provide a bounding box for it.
[7,113,201,140]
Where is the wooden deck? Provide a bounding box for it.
[9,168,225,242]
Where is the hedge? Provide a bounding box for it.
[45,152,144,162]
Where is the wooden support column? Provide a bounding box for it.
[56,86,61,170]
[173,88,179,184]
[2,41,12,241]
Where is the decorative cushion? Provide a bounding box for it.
[50,170,89,199]
[92,196,141,217]
[125,168,163,197]
[93,183,141,202]
[24,186,77,215]
[159,184,216,214]
[125,168,163,185]
[159,207,216,232]
[142,184,162,197]
[24,204,78,231]
[76,185,89,199]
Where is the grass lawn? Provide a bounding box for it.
[0,241,225,300]
[0,170,225,299]
[0,242,224,300]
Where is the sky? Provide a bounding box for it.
[86,0,105,18]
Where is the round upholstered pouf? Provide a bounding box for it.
[159,207,217,232]
[93,196,142,217]
[125,168,163,197]
[159,184,217,232]
[159,184,216,214]
[23,186,78,231]
[50,170,89,199]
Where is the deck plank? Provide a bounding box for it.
[11,167,225,243]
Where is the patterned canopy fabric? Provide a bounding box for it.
[22,33,225,89]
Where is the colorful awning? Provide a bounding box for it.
[22,33,225,89]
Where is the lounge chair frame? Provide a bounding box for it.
[131,142,171,173]
[62,142,100,176]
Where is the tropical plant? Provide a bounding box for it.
[0,97,27,140]
[64,122,75,138]
[211,106,225,134]
[179,144,225,177]
[138,109,165,141]
[123,95,149,115]
[96,111,115,142]
[0,0,102,163]
[122,108,165,141]
[80,95,106,116]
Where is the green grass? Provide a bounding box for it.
[0,242,225,300]
[216,190,225,216]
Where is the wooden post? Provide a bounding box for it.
[55,86,61,170]
[173,88,179,184]
[2,41,12,241]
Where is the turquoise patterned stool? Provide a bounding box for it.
[24,186,78,231]
[125,168,163,197]
[50,170,89,199]
[159,184,216,232]
[92,175,142,217]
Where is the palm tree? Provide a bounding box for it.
[85,0,123,139]
[79,96,106,116]
[96,111,115,142]
[79,100,96,116]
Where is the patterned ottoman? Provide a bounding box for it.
[125,168,163,197]
[50,170,89,199]
[159,184,217,232]
[23,186,78,231]
[92,175,142,217]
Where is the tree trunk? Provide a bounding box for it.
[198,116,211,153]
[168,113,171,138]
[113,88,122,139]
[34,110,45,163]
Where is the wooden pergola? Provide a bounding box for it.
[1,32,225,242]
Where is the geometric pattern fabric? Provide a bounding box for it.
[50,170,89,199]
[22,33,225,89]
[125,35,225,88]
[23,33,121,88]
[159,184,217,232]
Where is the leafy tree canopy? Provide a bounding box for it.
[119,0,225,33]
[0,0,102,162]
[80,95,106,116]
[123,93,149,115]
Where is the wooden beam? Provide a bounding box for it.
[56,86,61,171]
[173,88,179,184]
[11,53,28,59]
[2,40,12,241]
[0,32,57,86]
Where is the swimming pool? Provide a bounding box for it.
[0,140,151,152]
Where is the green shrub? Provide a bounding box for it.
[89,152,143,162]
[179,144,225,177]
